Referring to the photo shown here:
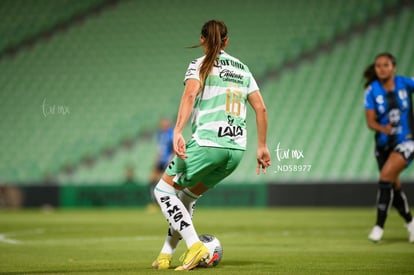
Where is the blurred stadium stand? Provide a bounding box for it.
[0,0,413,188]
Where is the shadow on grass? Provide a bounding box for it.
[1,263,276,275]
[0,269,133,275]
[373,236,410,245]
[220,260,275,267]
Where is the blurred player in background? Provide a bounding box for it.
[363,52,414,243]
[151,20,271,270]
[148,118,174,210]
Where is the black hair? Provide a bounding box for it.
[363,52,397,88]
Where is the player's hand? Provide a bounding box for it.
[174,132,187,159]
[382,124,393,135]
[256,146,271,175]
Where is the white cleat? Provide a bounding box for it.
[406,220,414,243]
[368,225,383,242]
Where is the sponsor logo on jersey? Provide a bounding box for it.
[218,126,243,137]
[219,58,245,70]
[218,115,243,138]
[186,68,197,77]
[219,69,244,85]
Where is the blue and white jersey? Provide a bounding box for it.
[156,127,174,166]
[364,76,414,147]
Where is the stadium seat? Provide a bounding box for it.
[0,0,410,184]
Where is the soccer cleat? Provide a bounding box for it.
[174,241,209,271]
[406,220,414,243]
[368,225,384,242]
[151,253,172,269]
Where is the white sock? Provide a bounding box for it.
[154,180,200,248]
[160,227,182,255]
[159,188,201,254]
[179,188,200,218]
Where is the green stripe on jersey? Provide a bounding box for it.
[185,51,258,150]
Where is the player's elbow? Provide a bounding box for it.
[183,92,197,104]
[255,105,267,116]
[365,118,377,131]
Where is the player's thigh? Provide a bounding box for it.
[380,152,407,181]
[381,141,414,181]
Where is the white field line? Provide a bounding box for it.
[24,235,162,245]
[0,228,45,244]
[4,228,46,237]
[0,234,20,244]
[0,228,161,245]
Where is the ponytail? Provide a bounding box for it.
[195,20,228,88]
[363,63,377,88]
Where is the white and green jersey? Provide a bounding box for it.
[184,51,259,150]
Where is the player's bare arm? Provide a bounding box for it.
[248,91,271,174]
[174,79,201,159]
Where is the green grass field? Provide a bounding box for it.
[0,207,413,274]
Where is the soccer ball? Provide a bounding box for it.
[197,234,223,267]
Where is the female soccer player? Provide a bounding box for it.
[151,20,271,270]
[364,52,414,243]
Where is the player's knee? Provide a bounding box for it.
[378,180,393,190]
[379,169,398,182]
